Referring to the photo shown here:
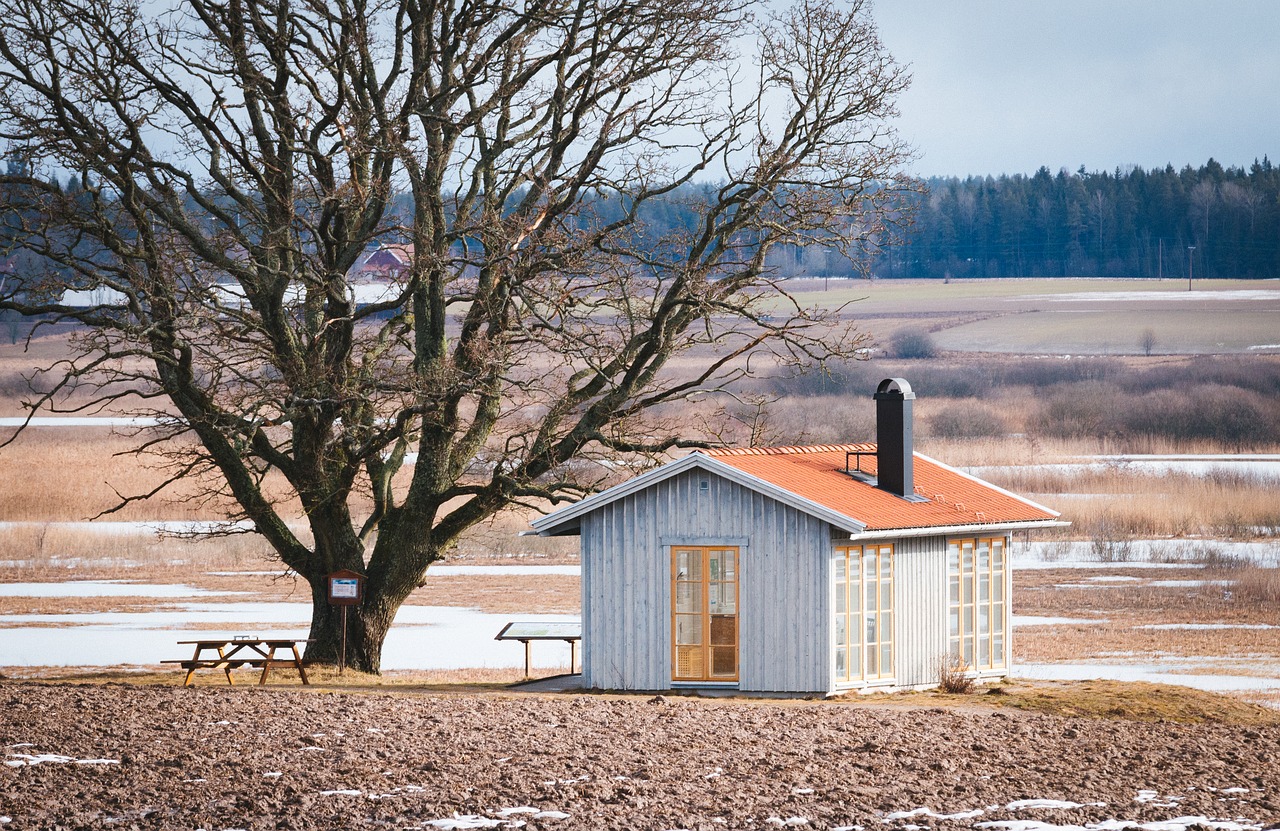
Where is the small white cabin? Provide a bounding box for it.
[532,379,1063,695]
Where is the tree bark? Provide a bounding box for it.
[0,0,912,673]
[302,577,401,674]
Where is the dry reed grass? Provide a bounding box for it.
[990,679,1280,725]
[406,574,579,613]
[0,431,248,521]
[811,424,1280,540]
[1016,566,1279,621]
[1015,623,1280,664]
[1233,565,1280,604]
[0,523,282,581]
[1013,565,1280,666]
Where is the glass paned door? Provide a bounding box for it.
[672,547,739,682]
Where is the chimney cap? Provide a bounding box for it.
[874,377,915,399]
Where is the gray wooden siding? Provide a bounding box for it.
[581,468,829,692]
[892,536,949,687]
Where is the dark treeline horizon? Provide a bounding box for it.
[6,156,1280,287]
[871,157,1280,281]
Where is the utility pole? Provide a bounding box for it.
[1187,245,1195,291]
[1157,239,1162,280]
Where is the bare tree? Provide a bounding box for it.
[1220,180,1263,236]
[1139,328,1156,357]
[1189,180,1216,245]
[0,0,912,671]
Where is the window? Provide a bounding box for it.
[833,544,894,683]
[948,537,1007,671]
[672,547,739,682]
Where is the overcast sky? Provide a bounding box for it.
[872,1,1280,178]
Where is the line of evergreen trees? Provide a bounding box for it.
[875,158,1280,280]
[7,156,1280,285]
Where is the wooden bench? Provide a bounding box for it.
[166,637,314,686]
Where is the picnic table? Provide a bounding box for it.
[495,621,582,678]
[163,636,314,686]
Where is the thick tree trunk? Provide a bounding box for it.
[301,576,403,674]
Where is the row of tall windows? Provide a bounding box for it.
[947,537,1007,670]
[833,544,894,683]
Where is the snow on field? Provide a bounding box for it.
[429,565,580,576]
[0,602,577,669]
[975,820,1261,831]
[1136,623,1278,631]
[1016,662,1280,692]
[869,793,1266,831]
[1006,800,1106,811]
[885,807,986,821]
[967,455,1280,480]
[1014,539,1280,568]
[419,808,570,829]
[5,752,120,767]
[0,518,257,536]
[0,416,173,428]
[1045,290,1280,303]
[0,581,239,598]
[1013,616,1108,627]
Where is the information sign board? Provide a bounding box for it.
[326,569,365,606]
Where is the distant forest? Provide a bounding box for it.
[872,158,1280,281]
[5,157,1280,286]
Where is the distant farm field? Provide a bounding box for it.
[769,278,1280,355]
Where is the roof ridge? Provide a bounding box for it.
[701,443,877,457]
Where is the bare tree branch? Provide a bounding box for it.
[0,0,913,671]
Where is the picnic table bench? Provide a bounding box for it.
[163,637,314,686]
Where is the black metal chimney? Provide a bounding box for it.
[874,378,916,499]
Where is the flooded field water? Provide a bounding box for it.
[0,454,1277,696]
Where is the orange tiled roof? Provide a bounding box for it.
[700,444,1057,531]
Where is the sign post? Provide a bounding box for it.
[326,569,365,676]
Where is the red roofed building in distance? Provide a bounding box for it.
[351,244,413,283]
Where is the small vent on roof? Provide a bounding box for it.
[845,449,868,473]
[839,450,877,486]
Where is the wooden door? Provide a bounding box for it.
[672,546,739,682]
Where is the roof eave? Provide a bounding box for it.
[530,452,869,537]
[842,518,1071,542]
[916,451,1063,519]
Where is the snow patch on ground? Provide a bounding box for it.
[5,752,120,767]
[1007,799,1106,811]
[1136,623,1277,631]
[417,808,568,829]
[1046,290,1280,303]
[884,807,986,821]
[0,581,239,598]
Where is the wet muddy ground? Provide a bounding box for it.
[2,683,1278,830]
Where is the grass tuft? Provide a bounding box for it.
[936,653,976,694]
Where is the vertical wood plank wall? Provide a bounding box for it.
[580,468,830,692]
[891,536,949,687]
